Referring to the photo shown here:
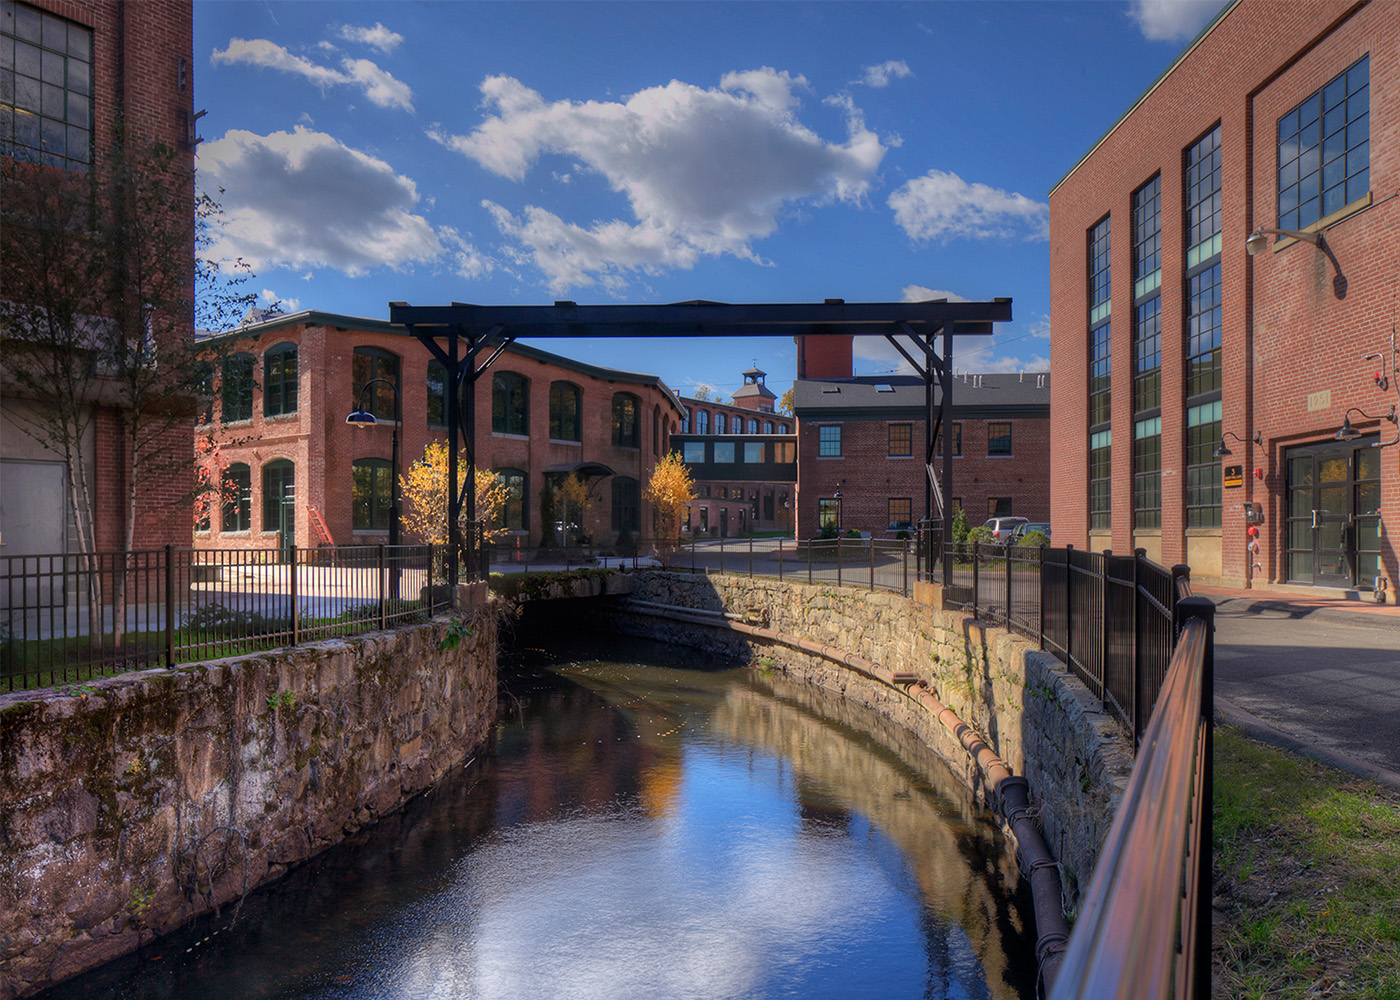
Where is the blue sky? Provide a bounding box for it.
[193,0,1226,403]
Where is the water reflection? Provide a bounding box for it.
[43,636,1034,1000]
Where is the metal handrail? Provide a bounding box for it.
[1049,595,1214,999]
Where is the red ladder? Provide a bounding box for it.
[308,505,334,545]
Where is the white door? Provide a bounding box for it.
[0,460,68,608]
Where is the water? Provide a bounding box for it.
[44,635,1037,1000]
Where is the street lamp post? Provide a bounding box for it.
[347,377,401,597]
[833,490,843,534]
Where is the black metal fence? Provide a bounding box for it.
[931,537,1183,747]
[1,544,447,692]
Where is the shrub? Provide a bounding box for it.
[1018,530,1050,547]
[965,525,993,545]
[951,508,971,545]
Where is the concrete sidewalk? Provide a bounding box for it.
[1194,581,1400,629]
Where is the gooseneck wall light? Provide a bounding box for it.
[1334,405,1399,447]
[1246,227,1347,298]
[1212,430,1262,459]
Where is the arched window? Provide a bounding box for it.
[777,423,789,434]
[682,407,692,433]
[221,463,251,533]
[352,347,399,420]
[763,421,773,434]
[428,360,448,428]
[612,392,640,447]
[549,381,581,441]
[495,468,527,531]
[612,475,639,531]
[715,412,727,434]
[262,460,295,533]
[352,458,393,531]
[652,407,660,455]
[696,409,709,434]
[748,418,758,433]
[493,371,529,435]
[221,352,254,423]
[263,342,298,417]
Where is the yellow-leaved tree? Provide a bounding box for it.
[400,441,511,549]
[644,450,695,562]
[556,472,595,542]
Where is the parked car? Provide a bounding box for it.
[1014,522,1051,543]
[983,516,1029,543]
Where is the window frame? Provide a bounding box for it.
[0,2,93,171]
[548,380,582,442]
[352,458,393,532]
[492,370,529,436]
[1276,55,1369,232]
[818,424,841,457]
[352,347,400,422]
[612,392,640,448]
[221,352,255,424]
[887,497,913,530]
[261,459,295,534]
[263,342,298,418]
[888,422,913,457]
[987,421,1013,456]
[495,467,527,532]
[220,462,251,533]
[611,475,639,531]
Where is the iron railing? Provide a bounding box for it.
[1,544,448,692]
[1050,583,1214,1000]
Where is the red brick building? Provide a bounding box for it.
[1,1,196,565]
[792,335,1050,538]
[677,367,796,536]
[1049,0,1399,596]
[195,311,685,555]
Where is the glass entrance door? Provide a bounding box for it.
[1285,436,1380,588]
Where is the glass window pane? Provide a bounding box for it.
[1322,75,1346,110]
[15,38,39,76]
[1346,171,1369,204]
[68,53,88,94]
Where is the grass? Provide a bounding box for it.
[1213,725,1400,999]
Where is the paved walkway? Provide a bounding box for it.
[1195,582,1400,789]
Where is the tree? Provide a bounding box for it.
[556,473,595,542]
[778,386,795,415]
[644,451,695,562]
[691,384,715,401]
[400,441,511,548]
[1,139,256,647]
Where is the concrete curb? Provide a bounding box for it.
[1216,696,1400,791]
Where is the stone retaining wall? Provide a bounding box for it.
[0,613,497,1000]
[605,573,1133,893]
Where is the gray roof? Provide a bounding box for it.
[793,372,1050,420]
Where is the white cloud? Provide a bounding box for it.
[439,226,496,281]
[856,60,912,88]
[336,21,404,53]
[432,70,888,293]
[211,38,414,112]
[1127,0,1225,42]
[901,285,967,303]
[199,128,443,276]
[889,169,1048,243]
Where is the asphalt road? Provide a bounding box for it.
[1213,604,1400,777]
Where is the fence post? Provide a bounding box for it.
[719,536,725,575]
[1132,549,1144,740]
[902,539,909,595]
[1100,550,1112,713]
[290,546,300,647]
[378,544,387,631]
[869,540,875,592]
[971,542,980,620]
[427,543,436,611]
[1006,539,1013,625]
[778,538,784,582]
[837,537,843,588]
[749,537,754,579]
[1037,545,1046,650]
[1065,544,1074,668]
[164,544,175,668]
[807,536,813,584]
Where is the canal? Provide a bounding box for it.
[43,634,1037,999]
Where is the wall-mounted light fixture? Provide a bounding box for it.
[1212,430,1262,459]
[1335,405,1399,447]
[1246,227,1346,298]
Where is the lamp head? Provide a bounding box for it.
[1245,230,1270,256]
[1335,414,1361,442]
[345,408,377,427]
[1212,440,1233,458]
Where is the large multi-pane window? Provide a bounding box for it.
[715,413,727,434]
[695,409,709,434]
[0,2,92,170]
[611,475,638,531]
[496,468,526,531]
[352,459,392,531]
[1185,125,1223,530]
[1088,216,1112,430]
[263,342,298,417]
[352,348,399,420]
[221,353,254,423]
[262,460,295,533]
[1186,401,1222,527]
[549,381,581,441]
[221,463,251,533]
[818,498,839,532]
[888,498,912,530]
[612,392,640,447]
[427,360,448,427]
[1089,429,1111,531]
[888,423,912,457]
[818,424,841,457]
[492,371,528,435]
[1278,56,1369,231]
[1132,176,1162,414]
[1133,417,1162,530]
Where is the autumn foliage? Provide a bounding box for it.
[399,441,511,546]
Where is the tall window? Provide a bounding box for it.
[1186,401,1222,528]
[1089,430,1111,531]
[221,463,251,533]
[1132,176,1162,414]
[747,418,758,434]
[1088,216,1112,429]
[0,3,92,170]
[715,412,727,434]
[352,459,392,531]
[262,460,295,533]
[263,342,298,417]
[492,371,529,435]
[1278,56,1369,231]
[222,353,254,423]
[888,423,912,457]
[888,498,912,530]
[1133,417,1161,530]
[695,409,709,434]
[612,392,640,447]
[352,347,399,420]
[495,468,526,531]
[763,421,773,434]
[818,498,839,532]
[818,424,841,457]
[987,422,1012,456]
[682,408,692,433]
[549,381,581,442]
[611,475,638,531]
[935,422,962,457]
[427,360,447,427]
